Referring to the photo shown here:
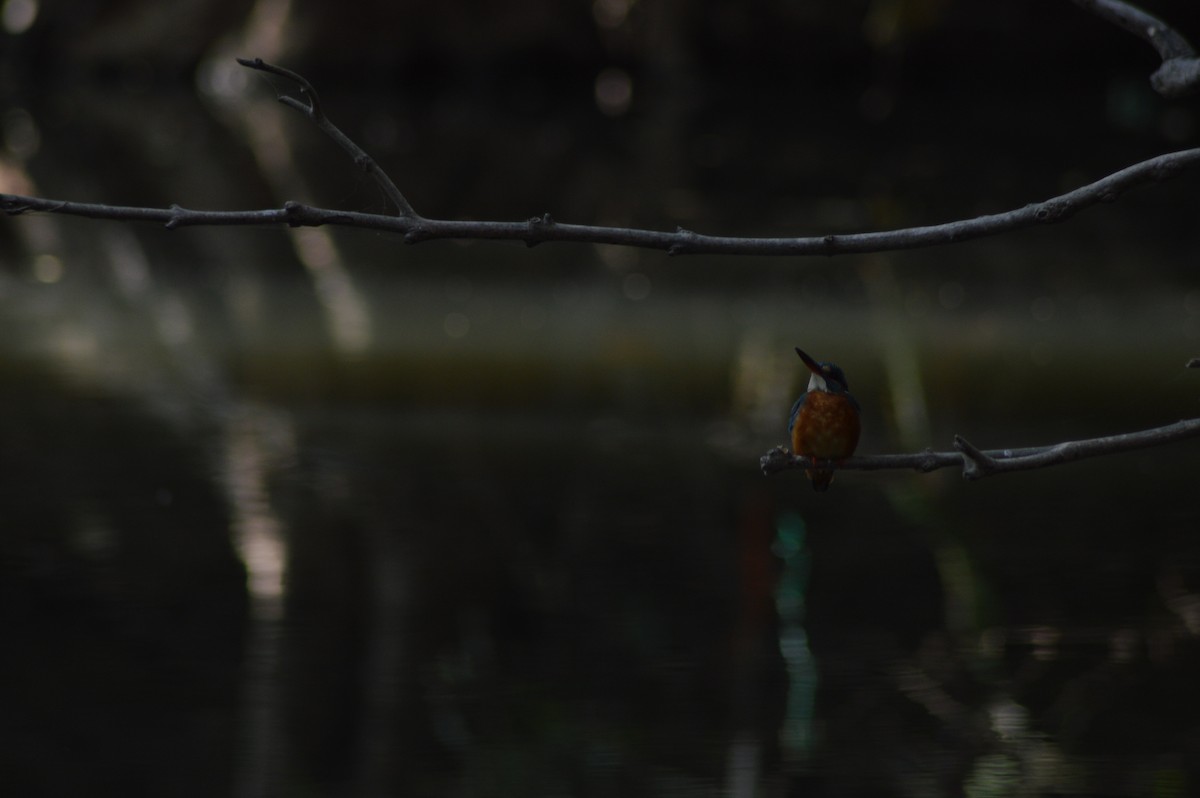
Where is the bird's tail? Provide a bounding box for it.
[807,468,834,491]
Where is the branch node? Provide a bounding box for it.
[522,215,555,247]
[667,227,698,256]
[954,434,995,480]
[283,200,308,227]
[1034,201,1066,222]
[915,448,941,472]
[165,203,186,229]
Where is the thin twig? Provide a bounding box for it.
[760,417,1200,481]
[4,144,1199,256]
[1071,0,1200,96]
[236,57,419,218]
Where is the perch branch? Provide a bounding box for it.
[760,417,1200,482]
[1071,0,1200,96]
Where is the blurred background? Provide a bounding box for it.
[2,0,1200,795]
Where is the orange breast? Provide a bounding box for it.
[791,391,860,461]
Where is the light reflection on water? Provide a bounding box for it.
[223,407,291,797]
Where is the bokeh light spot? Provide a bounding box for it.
[1,0,37,35]
[595,68,633,116]
[2,107,39,160]
[33,254,62,283]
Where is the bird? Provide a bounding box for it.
[788,347,861,491]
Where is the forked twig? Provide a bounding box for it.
[236,57,418,218]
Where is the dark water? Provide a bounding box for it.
[5,6,1200,795]
[4,264,1199,796]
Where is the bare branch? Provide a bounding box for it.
[1072,0,1200,96]
[236,57,419,218]
[2,57,1197,256]
[760,417,1200,482]
[3,57,1199,256]
[4,142,1199,256]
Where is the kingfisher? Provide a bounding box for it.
[788,347,861,491]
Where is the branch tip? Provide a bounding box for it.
[1073,0,1200,96]
[1153,57,1200,98]
[237,56,323,116]
[759,446,793,476]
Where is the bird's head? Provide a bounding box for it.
[795,347,850,395]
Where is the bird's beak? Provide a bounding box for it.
[795,347,822,375]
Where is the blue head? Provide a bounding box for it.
[795,347,851,395]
